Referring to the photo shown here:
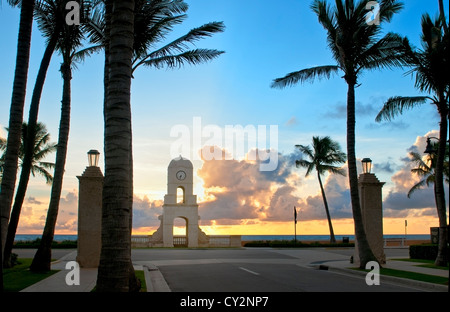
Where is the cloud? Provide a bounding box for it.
[27,197,43,205]
[324,101,379,119]
[196,146,352,224]
[285,116,298,126]
[132,195,163,229]
[373,160,397,174]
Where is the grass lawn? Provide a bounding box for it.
[5,258,148,292]
[391,258,449,270]
[356,259,449,286]
[379,268,448,285]
[3,258,59,292]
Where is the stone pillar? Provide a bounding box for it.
[76,166,103,268]
[355,173,386,264]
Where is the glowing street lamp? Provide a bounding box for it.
[361,158,372,174]
[87,149,100,167]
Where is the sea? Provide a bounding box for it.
[14,234,430,242]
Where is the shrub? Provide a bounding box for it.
[409,244,438,260]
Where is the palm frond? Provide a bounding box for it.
[140,21,225,62]
[358,32,409,72]
[271,65,340,89]
[139,49,224,70]
[72,44,104,63]
[295,159,315,177]
[375,96,431,122]
[407,179,427,198]
[33,165,54,185]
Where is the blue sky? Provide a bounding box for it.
[0,0,448,235]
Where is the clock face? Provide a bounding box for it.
[176,170,186,180]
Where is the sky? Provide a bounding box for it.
[0,0,448,237]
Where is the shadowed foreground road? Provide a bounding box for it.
[131,248,434,292]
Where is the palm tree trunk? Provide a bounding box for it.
[433,99,448,267]
[3,156,33,268]
[0,0,35,258]
[96,0,136,292]
[346,81,377,268]
[317,171,336,243]
[30,62,72,272]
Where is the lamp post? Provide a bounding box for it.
[87,149,100,167]
[361,158,372,174]
[356,157,386,264]
[76,150,103,268]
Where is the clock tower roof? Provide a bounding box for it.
[169,155,193,169]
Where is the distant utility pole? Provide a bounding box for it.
[294,206,298,246]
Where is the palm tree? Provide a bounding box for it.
[271,0,406,268]
[1,122,56,268]
[375,13,449,266]
[0,1,35,275]
[96,0,136,292]
[295,136,347,244]
[406,142,449,199]
[90,0,225,291]
[30,0,95,272]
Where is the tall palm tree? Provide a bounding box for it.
[30,0,95,272]
[1,122,56,267]
[96,0,136,292]
[406,142,449,199]
[90,0,225,291]
[295,136,347,244]
[375,13,449,266]
[271,0,406,268]
[0,1,35,274]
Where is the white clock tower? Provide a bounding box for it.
[151,156,208,247]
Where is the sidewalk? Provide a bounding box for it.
[307,251,448,292]
[18,248,448,292]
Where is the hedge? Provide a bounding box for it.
[409,244,438,260]
[13,238,77,249]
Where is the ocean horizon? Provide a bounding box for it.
[15,233,430,242]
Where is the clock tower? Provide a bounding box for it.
[151,156,208,247]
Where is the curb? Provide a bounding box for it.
[144,264,171,292]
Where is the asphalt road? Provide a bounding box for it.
[13,247,429,293]
[131,248,422,292]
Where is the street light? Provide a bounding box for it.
[424,137,439,154]
[87,149,100,167]
[362,158,372,174]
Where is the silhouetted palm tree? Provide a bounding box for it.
[376,13,449,266]
[31,0,95,272]
[89,0,225,291]
[0,1,35,277]
[1,122,56,268]
[271,0,406,268]
[295,136,347,244]
[95,0,136,292]
[407,142,449,199]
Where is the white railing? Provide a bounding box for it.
[383,237,406,247]
[131,235,241,248]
